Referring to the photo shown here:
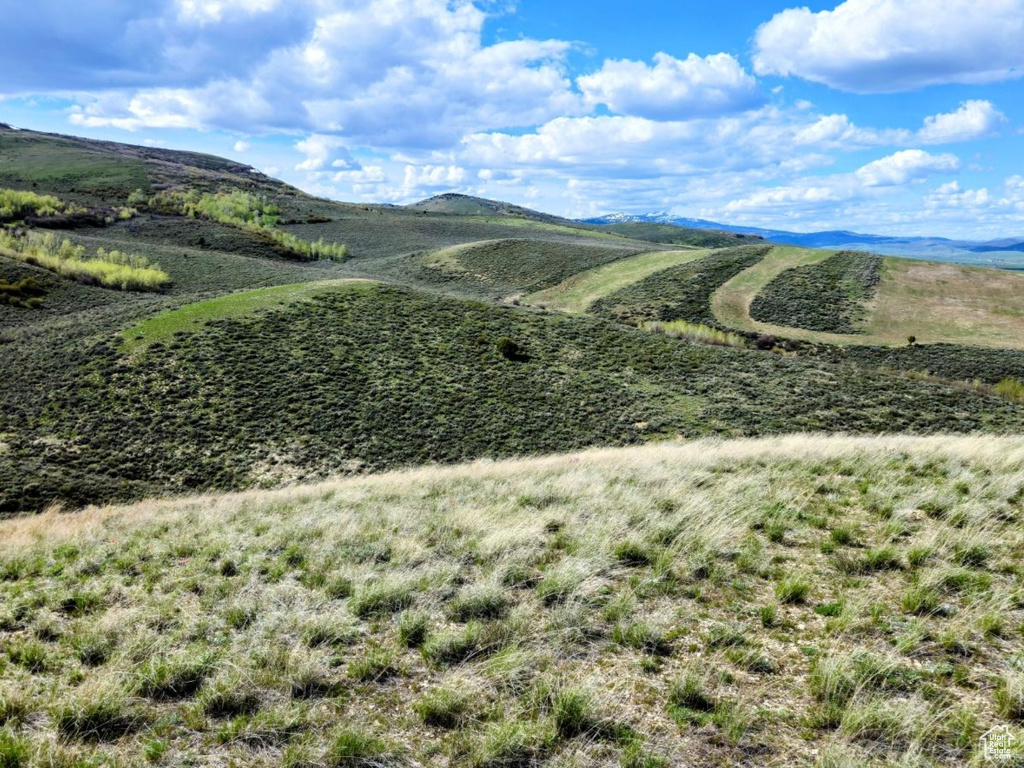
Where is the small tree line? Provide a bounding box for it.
[0,229,171,292]
[144,189,348,262]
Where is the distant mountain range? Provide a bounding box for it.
[583,212,1024,267]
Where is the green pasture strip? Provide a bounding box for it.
[121,279,373,351]
[525,249,712,314]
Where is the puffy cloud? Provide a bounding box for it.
[792,114,909,148]
[753,0,1024,92]
[403,164,467,189]
[456,104,978,183]
[723,182,851,215]
[233,140,251,152]
[50,0,582,149]
[917,101,1006,144]
[577,53,762,119]
[926,176,1024,212]
[295,134,356,171]
[855,150,960,187]
[332,166,387,184]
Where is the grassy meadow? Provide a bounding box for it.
[1,435,1023,766]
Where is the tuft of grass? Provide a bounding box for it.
[350,581,415,619]
[552,686,601,739]
[621,743,670,768]
[613,540,657,567]
[668,672,716,714]
[612,620,673,656]
[326,727,398,767]
[535,567,583,606]
[775,575,812,604]
[0,730,30,768]
[0,689,30,727]
[301,612,360,649]
[198,674,263,719]
[4,639,47,673]
[421,623,483,666]
[348,648,402,682]
[137,649,217,699]
[900,585,941,616]
[469,720,554,768]
[839,695,929,747]
[71,630,115,667]
[54,686,148,742]
[415,686,471,728]
[397,610,431,648]
[324,574,354,600]
[995,671,1024,721]
[446,586,511,622]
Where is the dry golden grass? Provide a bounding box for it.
[865,259,1024,349]
[711,247,1024,349]
[2,434,1023,766]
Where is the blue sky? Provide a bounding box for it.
[2,0,1023,239]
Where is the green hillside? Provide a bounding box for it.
[5,281,1024,513]
[4,126,1024,518]
[1,435,1022,766]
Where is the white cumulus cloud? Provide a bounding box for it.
[917,100,1006,144]
[855,150,960,187]
[753,0,1024,92]
[577,52,762,119]
[61,0,581,149]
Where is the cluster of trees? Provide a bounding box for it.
[145,189,348,262]
[0,188,67,221]
[0,230,171,292]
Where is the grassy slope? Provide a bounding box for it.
[590,245,773,327]
[712,248,1024,349]
[1,435,1022,766]
[749,252,882,335]
[122,279,373,351]
[0,131,150,201]
[522,249,713,314]
[5,282,1024,514]
[410,238,652,298]
[865,259,1024,349]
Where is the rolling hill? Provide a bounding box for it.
[2,124,1024,520]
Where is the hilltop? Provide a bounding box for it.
[2,126,1024,515]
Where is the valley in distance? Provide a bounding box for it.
[1,125,1023,766]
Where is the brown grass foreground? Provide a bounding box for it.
[2,435,1023,766]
